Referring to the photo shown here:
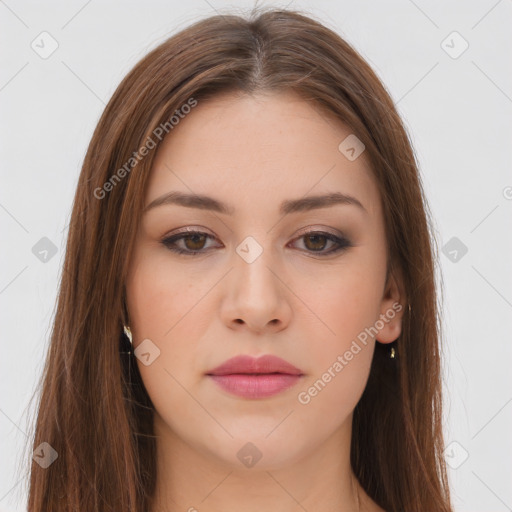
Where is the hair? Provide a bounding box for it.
[22,6,452,511]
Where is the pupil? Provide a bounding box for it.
[186,234,205,250]
[306,235,326,251]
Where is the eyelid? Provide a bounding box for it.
[163,226,218,240]
[164,225,346,243]
[292,224,346,239]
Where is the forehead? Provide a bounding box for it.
[146,91,381,220]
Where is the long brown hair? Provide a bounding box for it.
[23,6,452,511]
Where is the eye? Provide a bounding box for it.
[289,230,352,255]
[161,230,220,256]
[161,229,352,256]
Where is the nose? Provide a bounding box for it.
[220,245,292,334]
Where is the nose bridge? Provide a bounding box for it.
[233,234,279,298]
[221,233,290,331]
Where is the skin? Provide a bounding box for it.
[125,90,404,512]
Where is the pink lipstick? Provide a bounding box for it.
[206,354,304,399]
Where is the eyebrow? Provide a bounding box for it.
[143,191,368,216]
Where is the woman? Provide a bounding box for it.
[25,6,453,511]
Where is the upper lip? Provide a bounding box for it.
[207,354,303,376]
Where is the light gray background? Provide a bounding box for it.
[1,1,511,510]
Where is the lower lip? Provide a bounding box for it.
[208,373,302,399]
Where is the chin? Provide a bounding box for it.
[194,428,310,471]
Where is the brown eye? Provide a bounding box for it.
[303,234,329,251]
[291,231,352,255]
[182,233,207,251]
[161,231,219,256]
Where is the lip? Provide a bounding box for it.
[206,354,304,399]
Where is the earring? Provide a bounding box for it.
[123,324,133,344]
[389,303,411,359]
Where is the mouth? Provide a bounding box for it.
[207,373,303,399]
[206,354,304,399]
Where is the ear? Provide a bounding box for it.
[376,266,406,344]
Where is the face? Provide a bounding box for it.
[125,90,404,470]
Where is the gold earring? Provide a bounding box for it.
[123,324,133,344]
[388,302,410,359]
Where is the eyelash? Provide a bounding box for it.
[161,229,352,257]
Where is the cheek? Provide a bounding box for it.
[294,311,375,438]
[303,255,385,352]
[126,249,208,342]
[125,249,217,397]
[124,253,209,429]
[293,255,383,411]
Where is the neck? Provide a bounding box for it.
[150,411,364,512]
